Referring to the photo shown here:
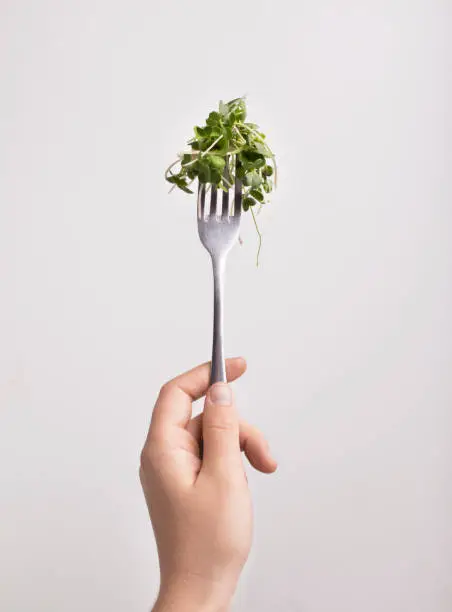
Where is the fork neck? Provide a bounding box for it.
[210,254,227,385]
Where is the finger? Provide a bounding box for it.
[200,384,242,475]
[150,357,247,434]
[239,421,278,474]
[188,415,277,474]
[186,413,203,440]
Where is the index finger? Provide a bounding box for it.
[149,357,247,435]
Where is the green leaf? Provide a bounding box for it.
[236,165,246,179]
[241,149,260,161]
[205,155,226,171]
[194,126,206,139]
[243,196,256,211]
[254,142,273,157]
[250,188,264,202]
[244,171,262,188]
[196,160,211,183]
[179,183,194,194]
[210,169,222,185]
[166,174,194,194]
[197,171,209,183]
[219,100,228,117]
[206,111,221,126]
[199,139,212,152]
[227,97,247,122]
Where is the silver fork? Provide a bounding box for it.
[197,179,242,384]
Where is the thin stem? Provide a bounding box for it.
[221,174,233,190]
[182,134,225,170]
[232,125,246,146]
[272,156,278,188]
[229,154,235,180]
[204,134,224,154]
[250,207,262,267]
[164,159,181,179]
[197,183,206,218]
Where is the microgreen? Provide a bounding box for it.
[165,97,277,264]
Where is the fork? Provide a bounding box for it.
[197,178,242,384]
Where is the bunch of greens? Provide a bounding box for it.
[165,98,277,259]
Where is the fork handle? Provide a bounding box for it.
[210,255,226,384]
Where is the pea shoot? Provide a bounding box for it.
[165,97,277,264]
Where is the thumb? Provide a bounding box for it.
[201,383,242,475]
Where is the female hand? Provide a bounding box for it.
[140,357,277,612]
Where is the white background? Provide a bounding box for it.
[1,1,451,610]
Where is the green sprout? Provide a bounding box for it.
[165,97,277,265]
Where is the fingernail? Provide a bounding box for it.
[209,384,232,406]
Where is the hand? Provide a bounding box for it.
[140,358,277,612]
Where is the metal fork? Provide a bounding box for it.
[197,179,242,384]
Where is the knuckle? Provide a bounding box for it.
[158,380,174,398]
[205,420,236,433]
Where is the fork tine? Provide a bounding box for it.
[209,185,218,218]
[221,160,231,218]
[222,184,230,219]
[198,183,206,220]
[233,179,242,217]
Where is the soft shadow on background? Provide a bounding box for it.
[0,1,451,611]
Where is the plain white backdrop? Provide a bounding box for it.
[1,1,451,610]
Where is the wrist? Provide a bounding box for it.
[153,572,234,612]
